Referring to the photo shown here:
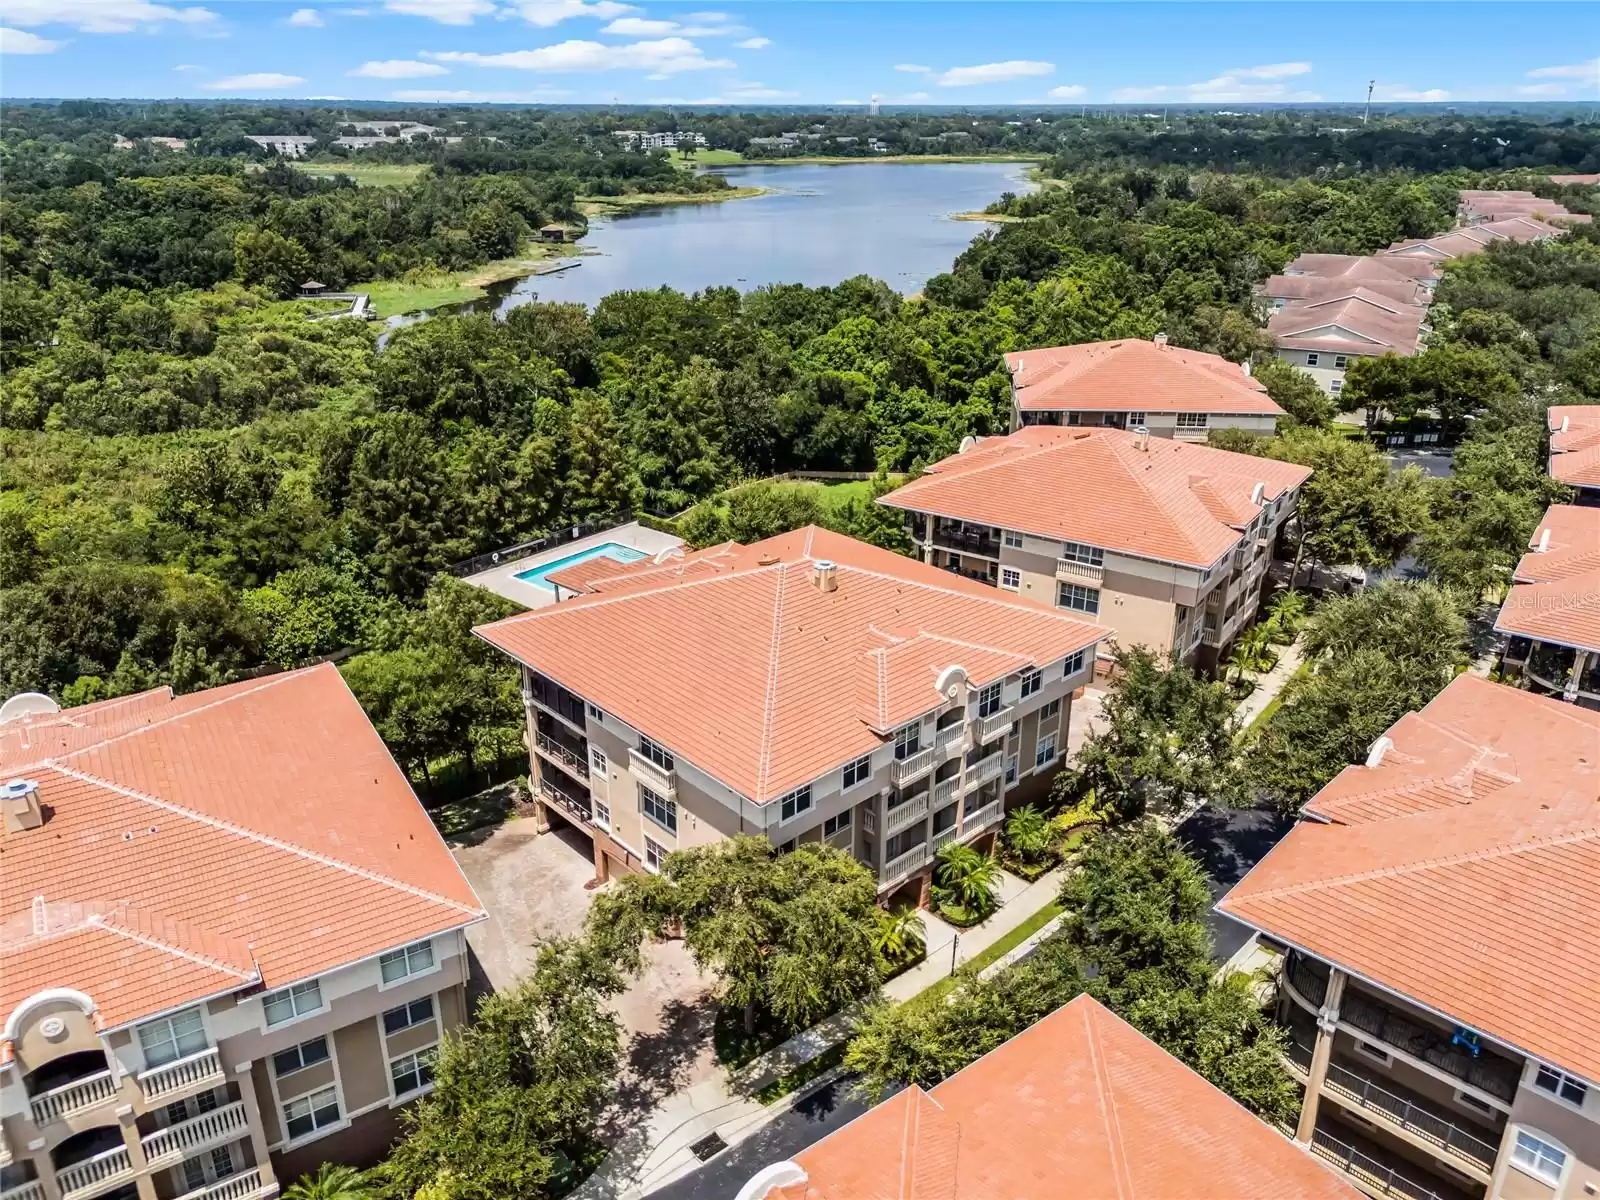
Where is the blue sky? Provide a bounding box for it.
[0,1,1595,106]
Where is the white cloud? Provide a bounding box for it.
[1233,61,1311,79]
[894,63,930,74]
[937,59,1053,87]
[1517,82,1569,96]
[288,7,323,25]
[601,14,745,36]
[428,36,731,73]
[202,71,306,89]
[1047,84,1086,100]
[3,0,216,32]
[1528,58,1599,80]
[0,25,63,51]
[173,62,199,69]
[1112,64,1319,104]
[514,0,636,26]
[382,0,495,24]
[1112,86,1167,102]
[391,85,571,99]
[897,91,930,102]
[724,81,795,99]
[350,58,448,77]
[1374,84,1450,102]
[735,35,768,49]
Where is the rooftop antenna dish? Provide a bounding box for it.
[0,693,60,725]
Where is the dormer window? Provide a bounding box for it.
[1535,1064,1588,1107]
[976,682,1003,718]
[893,722,922,759]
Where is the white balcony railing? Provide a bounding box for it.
[961,801,1003,835]
[1055,558,1104,585]
[975,706,1014,746]
[884,792,930,835]
[29,1069,118,1125]
[138,1046,224,1105]
[964,752,1005,790]
[2,1182,43,1200]
[176,1169,268,1200]
[932,824,960,850]
[890,745,936,786]
[534,731,589,779]
[57,1146,134,1200]
[931,775,960,809]
[936,723,966,756]
[141,1100,248,1168]
[627,748,676,796]
[0,1132,11,1167]
[879,843,932,887]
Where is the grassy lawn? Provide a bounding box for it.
[361,245,570,318]
[292,160,428,187]
[1238,660,1312,740]
[815,479,878,513]
[904,898,1065,1013]
[754,1043,847,1105]
[670,147,745,167]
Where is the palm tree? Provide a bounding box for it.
[1264,589,1309,642]
[1224,640,1255,685]
[934,842,1002,920]
[874,907,927,965]
[1004,804,1057,867]
[284,1165,374,1200]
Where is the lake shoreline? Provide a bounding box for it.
[577,185,770,217]
[724,154,1048,167]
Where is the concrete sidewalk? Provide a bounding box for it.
[1232,639,1305,730]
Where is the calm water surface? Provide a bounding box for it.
[387,161,1033,328]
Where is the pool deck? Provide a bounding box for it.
[463,521,684,609]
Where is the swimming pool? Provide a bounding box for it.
[513,542,650,591]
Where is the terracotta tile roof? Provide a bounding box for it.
[1218,674,1600,1081]
[1261,273,1428,308]
[1460,190,1591,225]
[1549,405,1600,489]
[1477,215,1567,242]
[1495,504,1600,651]
[879,426,1311,569]
[547,543,741,597]
[1381,231,1505,261]
[1004,337,1283,416]
[1268,295,1424,357]
[1551,174,1600,185]
[1282,253,1441,285]
[764,995,1358,1200]
[0,665,484,1052]
[477,528,1105,804]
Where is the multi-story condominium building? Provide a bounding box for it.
[1495,504,1600,707]
[734,994,1359,1200]
[0,665,485,1200]
[474,527,1107,905]
[1006,335,1285,439]
[1220,674,1600,1200]
[1547,407,1600,501]
[877,426,1311,668]
[1268,291,1426,398]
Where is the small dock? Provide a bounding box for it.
[531,260,581,277]
[305,292,372,321]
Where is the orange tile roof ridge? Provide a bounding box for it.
[1082,999,1135,1200]
[754,562,792,802]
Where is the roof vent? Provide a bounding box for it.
[813,559,838,593]
[3,779,43,833]
[1153,332,1169,348]
[1536,527,1551,553]
[1250,482,1266,505]
[1365,736,1393,768]
[958,435,978,454]
[1561,415,1571,433]
[1134,427,1151,452]
[1242,359,1253,377]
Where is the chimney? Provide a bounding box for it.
[1561,415,1571,433]
[1153,332,1169,348]
[812,559,838,593]
[1365,736,1393,768]
[1250,482,1265,505]
[1242,359,1253,377]
[3,779,43,833]
[1537,527,1551,553]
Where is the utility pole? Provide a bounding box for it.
[1363,80,1375,125]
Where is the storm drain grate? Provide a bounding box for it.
[689,1132,728,1161]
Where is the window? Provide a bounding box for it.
[976,682,1003,718]
[166,1091,218,1126]
[283,1087,341,1142]
[383,996,435,1037]
[778,838,795,854]
[262,981,323,1027]
[1534,1065,1588,1108]
[893,722,922,759]
[1176,413,1208,430]
[842,755,872,789]
[272,1037,330,1078]
[379,940,435,985]
[638,734,674,772]
[210,1147,233,1181]
[823,809,852,838]
[182,1156,209,1194]
[1305,352,1320,367]
[1005,754,1018,784]
[644,837,668,872]
[1063,650,1085,678]
[863,809,875,835]
[390,1049,436,1098]
[1353,1040,1392,1066]
[1003,530,1023,549]
[1035,733,1058,768]
[999,566,1020,590]
[589,746,608,776]
[138,1007,208,1068]
[592,797,611,829]
[1127,411,1146,427]
[1512,1131,1567,1184]
[1057,583,1100,615]
[779,784,814,823]
[1041,698,1061,721]
[1333,355,1348,369]
[1019,668,1042,698]
[640,785,677,833]
[1060,541,1104,567]
[1453,1088,1495,1117]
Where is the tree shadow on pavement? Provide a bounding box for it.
[599,994,719,1141]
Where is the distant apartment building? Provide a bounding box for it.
[611,130,706,150]
[1221,674,1600,1200]
[1547,406,1600,501]
[736,994,1359,1200]
[474,528,1106,905]
[244,135,318,158]
[1459,190,1592,226]
[1006,336,1285,439]
[1268,290,1426,398]
[1495,504,1600,707]
[878,426,1310,667]
[0,666,485,1200]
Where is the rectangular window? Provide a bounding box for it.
[1453,1088,1496,1117]
[1512,1131,1567,1184]
[1057,583,1100,615]
[182,1156,209,1194]
[893,722,922,759]
[1063,650,1085,678]
[1534,1065,1588,1108]
[640,785,677,833]
[383,996,435,1037]
[823,809,852,838]
[283,1087,341,1142]
[1035,734,1058,768]
[1333,355,1348,369]
[1005,754,1018,784]
[1019,668,1041,698]
[592,797,611,829]
[1060,541,1104,567]
[390,1049,436,1098]
[1353,1040,1392,1066]
[589,746,608,775]
[587,703,604,723]
[779,784,814,823]
[1330,379,1344,394]
[1305,352,1320,367]
[842,755,872,789]
[138,1007,208,1068]
[1041,698,1061,721]
[1176,413,1208,430]
[638,735,674,772]
[644,837,667,872]
[1127,411,1146,427]
[778,838,795,854]
[272,1036,330,1079]
[977,682,1003,718]
[1002,531,1023,549]
[262,981,323,1027]
[999,566,1020,590]
[210,1146,233,1180]
[379,940,435,985]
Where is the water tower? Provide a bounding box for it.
[869,94,881,116]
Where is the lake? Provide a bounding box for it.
[387,161,1033,327]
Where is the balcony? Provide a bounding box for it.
[176,1169,270,1200]
[2,1183,43,1200]
[628,748,676,797]
[138,1047,223,1106]
[885,792,930,836]
[529,677,587,731]
[890,746,936,786]
[932,527,1001,560]
[936,722,966,757]
[539,775,593,825]
[931,775,960,808]
[141,1100,248,1170]
[964,751,1005,790]
[975,707,1014,746]
[1,1132,11,1167]
[961,800,1003,835]
[56,1146,134,1200]
[880,843,932,888]
[1309,1121,1478,1200]
[1056,558,1104,585]
[30,1069,118,1125]
[534,729,589,780]
[1321,1060,1499,1175]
